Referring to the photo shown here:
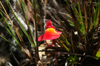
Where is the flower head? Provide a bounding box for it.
[38,20,62,47]
[38,28,62,41]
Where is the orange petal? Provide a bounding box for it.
[38,28,62,41]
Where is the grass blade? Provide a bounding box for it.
[5,0,35,48]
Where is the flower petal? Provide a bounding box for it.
[45,20,55,29]
[38,34,44,41]
[38,28,62,41]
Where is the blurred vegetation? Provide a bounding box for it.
[0,0,100,66]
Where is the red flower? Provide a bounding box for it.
[38,20,62,47]
[45,20,55,29]
[38,28,62,41]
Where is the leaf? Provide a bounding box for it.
[96,48,100,58]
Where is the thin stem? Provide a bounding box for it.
[34,0,40,60]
